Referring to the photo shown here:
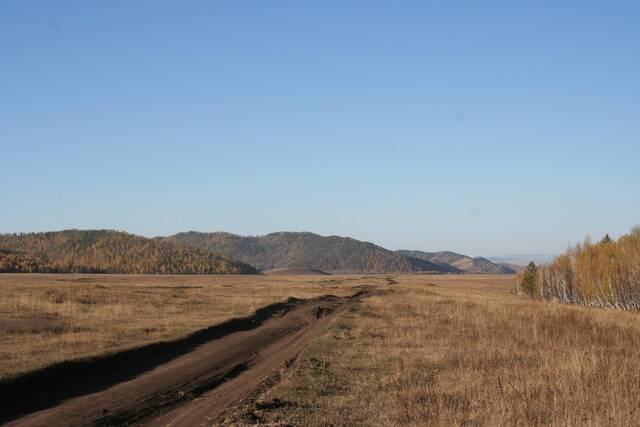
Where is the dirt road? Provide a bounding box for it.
[6,292,366,426]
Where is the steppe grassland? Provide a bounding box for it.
[242,274,640,426]
[0,274,373,380]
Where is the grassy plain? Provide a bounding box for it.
[5,273,639,426]
[0,274,373,380]
[237,274,640,426]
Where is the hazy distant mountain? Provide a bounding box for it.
[397,250,516,274]
[0,230,258,274]
[165,231,457,274]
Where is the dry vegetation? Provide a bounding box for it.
[0,230,258,274]
[6,273,640,425]
[165,231,455,274]
[234,275,640,426]
[0,274,372,380]
[518,227,640,309]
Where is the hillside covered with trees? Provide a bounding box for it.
[517,227,640,310]
[0,230,258,274]
[165,231,457,274]
[397,250,515,274]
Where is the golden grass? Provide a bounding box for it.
[239,274,640,426]
[0,274,373,380]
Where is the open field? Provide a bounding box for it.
[0,274,372,381]
[231,274,640,426]
[5,291,374,426]
[5,273,640,426]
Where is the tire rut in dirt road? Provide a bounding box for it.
[6,289,373,427]
[1,297,308,424]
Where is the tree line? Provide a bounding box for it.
[517,227,640,310]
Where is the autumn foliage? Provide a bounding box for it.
[0,230,258,274]
[517,227,640,309]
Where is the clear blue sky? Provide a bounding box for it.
[1,1,639,256]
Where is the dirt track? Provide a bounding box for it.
[7,292,366,426]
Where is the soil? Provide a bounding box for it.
[5,290,369,426]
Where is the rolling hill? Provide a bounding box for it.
[396,250,516,274]
[164,231,457,274]
[0,230,258,274]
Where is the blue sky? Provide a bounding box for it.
[1,1,639,256]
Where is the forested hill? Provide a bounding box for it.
[164,231,457,274]
[0,230,258,274]
[396,250,516,274]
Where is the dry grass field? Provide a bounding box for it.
[0,274,373,381]
[234,275,640,426]
[5,273,640,426]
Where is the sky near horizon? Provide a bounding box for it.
[1,1,639,257]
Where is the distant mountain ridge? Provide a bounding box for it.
[164,231,458,274]
[396,250,516,274]
[0,229,515,275]
[0,230,258,274]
